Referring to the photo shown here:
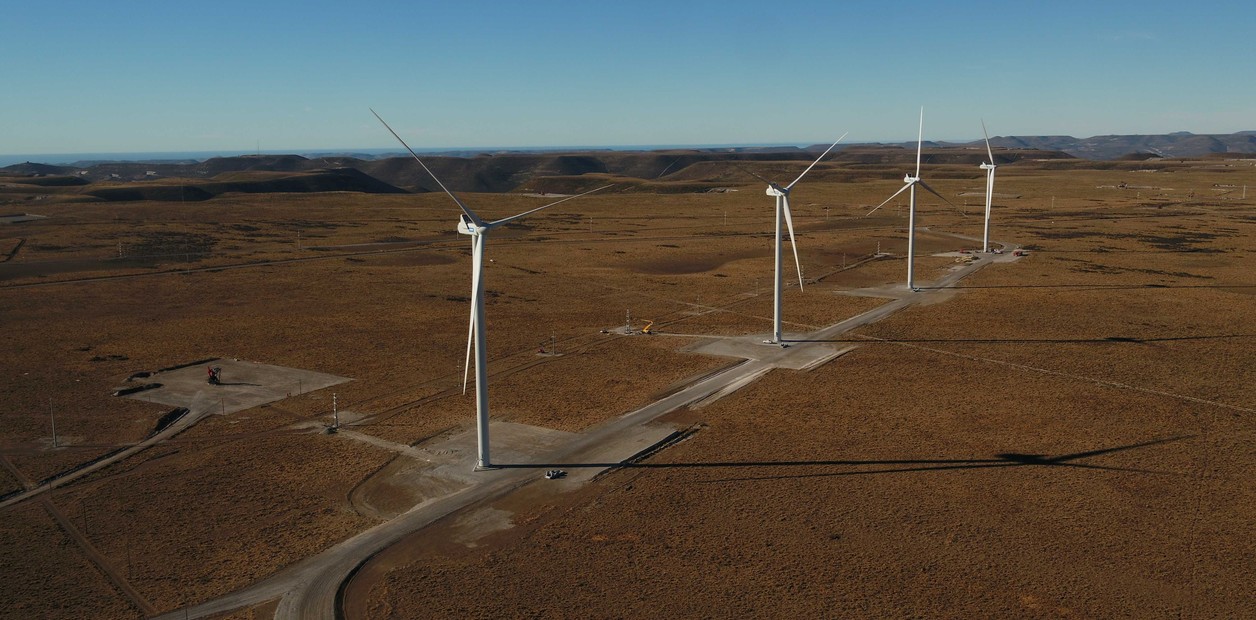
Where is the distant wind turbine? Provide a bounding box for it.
[980,120,997,253]
[372,109,611,470]
[741,133,848,344]
[866,108,950,291]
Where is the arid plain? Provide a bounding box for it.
[1,151,1253,618]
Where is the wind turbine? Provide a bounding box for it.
[979,120,997,253]
[372,109,611,470]
[741,133,848,345]
[866,108,950,291]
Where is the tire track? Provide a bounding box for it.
[41,497,155,617]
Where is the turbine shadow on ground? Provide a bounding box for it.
[946,283,1255,290]
[789,334,1251,345]
[497,436,1192,482]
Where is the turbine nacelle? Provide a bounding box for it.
[457,214,480,236]
[765,184,787,197]
[904,173,920,185]
[980,120,997,172]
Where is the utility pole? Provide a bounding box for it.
[332,393,338,430]
[50,397,57,448]
[625,309,631,334]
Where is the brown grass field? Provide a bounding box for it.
[1,154,1253,618]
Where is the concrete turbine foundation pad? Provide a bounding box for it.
[685,335,852,370]
[121,358,351,414]
[347,420,684,519]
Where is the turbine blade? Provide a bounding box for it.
[782,194,804,289]
[463,235,481,394]
[734,163,775,186]
[370,108,485,226]
[865,181,913,217]
[919,180,954,207]
[786,131,848,189]
[915,107,924,178]
[919,178,964,217]
[981,119,995,164]
[917,180,966,217]
[488,184,614,227]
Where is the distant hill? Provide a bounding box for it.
[4,129,1253,201]
[956,131,1256,160]
[81,168,407,202]
[0,147,1077,199]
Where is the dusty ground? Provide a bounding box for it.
[1,156,1252,618]
[352,164,1254,618]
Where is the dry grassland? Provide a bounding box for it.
[355,162,1254,618]
[363,342,1253,618]
[1,156,1252,618]
[0,502,138,618]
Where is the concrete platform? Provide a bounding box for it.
[122,358,350,414]
[685,335,853,370]
[344,420,680,519]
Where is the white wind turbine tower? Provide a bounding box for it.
[979,120,997,253]
[866,108,950,291]
[373,109,610,470]
[740,133,848,345]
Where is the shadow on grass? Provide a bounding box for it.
[790,334,1252,345]
[498,436,1192,482]
[942,283,1255,291]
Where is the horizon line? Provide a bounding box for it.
[4,129,1255,167]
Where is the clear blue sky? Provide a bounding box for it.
[2,0,1252,156]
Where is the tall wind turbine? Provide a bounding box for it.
[372,109,610,470]
[979,120,997,253]
[866,108,949,291]
[741,133,847,345]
